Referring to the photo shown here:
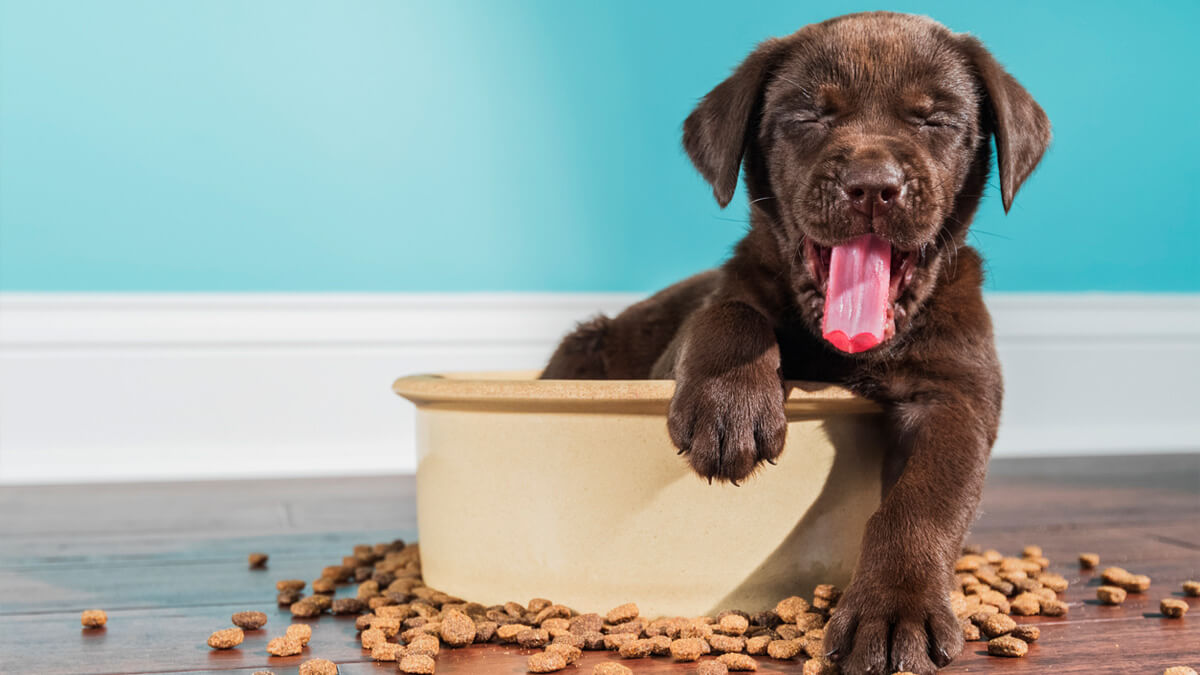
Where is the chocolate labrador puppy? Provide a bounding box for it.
[542,12,1048,674]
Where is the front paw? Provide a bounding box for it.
[667,375,786,484]
[824,578,962,674]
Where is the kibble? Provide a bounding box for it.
[372,643,404,661]
[276,579,306,592]
[706,634,745,653]
[1078,552,1099,569]
[1040,598,1069,616]
[980,613,1017,638]
[718,613,749,636]
[1124,574,1152,592]
[207,627,244,649]
[518,628,551,648]
[266,636,303,656]
[232,611,268,630]
[80,609,107,628]
[670,637,708,662]
[546,642,582,664]
[440,608,476,646]
[248,552,269,568]
[1164,668,1198,675]
[802,657,837,675]
[605,603,639,624]
[773,596,809,623]
[716,653,758,671]
[527,650,567,673]
[1184,581,1200,597]
[618,638,656,658]
[407,634,441,657]
[698,662,729,675]
[399,654,437,674]
[987,635,1028,657]
[592,663,633,675]
[1011,624,1039,642]
[766,638,804,659]
[331,598,366,615]
[299,659,338,675]
[745,635,771,655]
[1160,598,1188,618]
[1097,585,1127,605]
[286,623,312,645]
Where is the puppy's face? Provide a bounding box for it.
[684,13,1050,352]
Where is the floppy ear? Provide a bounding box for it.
[959,36,1051,212]
[683,38,787,208]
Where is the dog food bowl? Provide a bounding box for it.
[393,371,885,617]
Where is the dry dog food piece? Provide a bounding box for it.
[399,654,436,674]
[371,643,404,661]
[961,620,981,641]
[581,630,607,650]
[1163,668,1198,675]
[290,599,322,618]
[766,638,804,660]
[497,623,526,643]
[592,663,633,675]
[475,620,499,643]
[750,610,781,629]
[570,613,604,635]
[527,650,568,673]
[707,634,746,653]
[1123,574,1151,592]
[670,637,708,662]
[1097,585,1127,605]
[518,628,551,648]
[745,635,772,655]
[80,609,107,628]
[546,642,582,664]
[980,613,1017,638]
[716,653,758,671]
[681,619,716,639]
[542,617,570,632]
[603,632,638,650]
[266,636,303,656]
[773,596,810,623]
[528,597,553,613]
[1078,552,1099,569]
[248,552,269,568]
[1160,598,1189,618]
[1183,581,1200,597]
[286,623,312,646]
[1009,592,1041,616]
[775,624,802,640]
[332,598,367,615]
[360,627,387,649]
[232,611,268,630]
[649,634,673,655]
[535,604,572,625]
[276,579,306,592]
[1035,572,1069,592]
[407,634,441,657]
[1101,567,1131,586]
[277,590,303,606]
[618,638,656,658]
[802,657,837,675]
[698,662,730,675]
[605,603,639,624]
[308,594,333,611]
[440,608,476,646]
[1011,625,1040,642]
[718,613,749,636]
[312,578,336,594]
[369,615,401,637]
[607,618,645,635]
[795,612,825,632]
[299,659,338,675]
[1022,545,1043,558]
[207,627,244,649]
[1040,598,1069,616]
[987,635,1029,658]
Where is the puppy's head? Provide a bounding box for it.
[684,12,1050,353]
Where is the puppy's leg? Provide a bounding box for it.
[825,381,999,675]
[540,316,613,379]
[667,300,787,483]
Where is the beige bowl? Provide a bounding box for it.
[393,371,885,618]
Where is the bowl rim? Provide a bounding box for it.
[393,370,882,416]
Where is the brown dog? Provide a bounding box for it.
[541,12,1048,674]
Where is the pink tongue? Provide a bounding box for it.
[822,234,892,353]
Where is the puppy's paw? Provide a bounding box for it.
[667,375,786,483]
[824,580,962,674]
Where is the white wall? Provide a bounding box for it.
[1,293,1198,484]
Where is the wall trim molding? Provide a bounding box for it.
[2,292,1198,484]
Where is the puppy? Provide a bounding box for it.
[542,12,1048,674]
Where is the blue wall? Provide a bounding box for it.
[1,0,1197,292]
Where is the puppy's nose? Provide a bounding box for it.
[843,160,904,217]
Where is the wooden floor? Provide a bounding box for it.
[0,454,1196,674]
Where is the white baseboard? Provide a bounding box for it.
[2,292,1198,484]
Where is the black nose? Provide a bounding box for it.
[843,160,904,217]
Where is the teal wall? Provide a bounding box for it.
[1,0,1197,292]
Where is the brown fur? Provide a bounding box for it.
[542,12,1048,674]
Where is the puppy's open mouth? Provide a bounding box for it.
[804,235,917,353]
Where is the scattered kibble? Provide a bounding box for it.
[248,552,269,568]
[716,652,758,671]
[276,579,306,592]
[80,609,107,628]
[527,650,567,673]
[232,611,267,630]
[399,654,436,674]
[206,627,244,650]
[1078,552,1099,569]
[605,603,639,624]
[592,663,632,675]
[670,637,708,662]
[285,623,312,645]
[1011,624,1040,642]
[698,661,729,675]
[299,659,338,675]
[1098,585,1128,605]
[266,636,302,656]
[1164,668,1198,675]
[1184,581,1200,597]
[1160,598,1189,618]
[987,635,1028,657]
